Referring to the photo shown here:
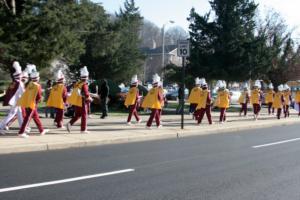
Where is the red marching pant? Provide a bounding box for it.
[268,103,274,114]
[146,109,160,127]
[240,103,247,116]
[284,105,290,117]
[195,105,212,124]
[69,104,87,131]
[127,104,140,122]
[54,108,64,128]
[277,108,282,119]
[19,108,44,134]
[219,108,226,122]
[253,104,260,115]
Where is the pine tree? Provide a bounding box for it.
[188,0,258,81]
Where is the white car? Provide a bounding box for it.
[230,90,241,105]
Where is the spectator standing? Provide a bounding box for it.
[99,79,109,119]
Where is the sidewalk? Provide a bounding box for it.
[0,108,299,154]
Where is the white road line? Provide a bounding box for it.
[252,138,300,149]
[0,169,135,193]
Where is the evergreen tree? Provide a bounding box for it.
[188,0,258,81]
[0,0,105,71]
[80,0,144,83]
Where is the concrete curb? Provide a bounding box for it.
[0,119,299,155]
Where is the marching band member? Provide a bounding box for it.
[4,69,30,131]
[295,88,300,116]
[142,74,163,129]
[158,81,165,123]
[46,70,67,128]
[272,84,284,119]
[124,75,141,125]
[188,77,202,118]
[265,83,275,115]
[283,84,292,118]
[66,66,91,133]
[18,66,49,138]
[194,78,212,125]
[0,61,25,135]
[215,80,230,123]
[250,80,262,120]
[238,83,250,117]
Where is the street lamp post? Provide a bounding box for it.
[161,20,175,83]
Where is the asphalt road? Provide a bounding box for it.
[1,123,300,200]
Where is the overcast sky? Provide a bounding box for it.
[95,0,300,37]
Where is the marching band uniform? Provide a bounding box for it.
[272,85,284,119]
[5,70,30,130]
[295,88,300,116]
[46,70,67,128]
[265,83,275,115]
[0,61,25,135]
[67,66,91,133]
[238,83,250,116]
[18,67,49,138]
[142,74,163,128]
[158,81,165,122]
[188,78,202,117]
[216,80,230,123]
[283,84,292,118]
[194,79,212,124]
[250,80,262,120]
[124,75,141,125]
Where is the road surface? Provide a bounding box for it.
[1,124,300,199]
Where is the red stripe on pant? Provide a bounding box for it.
[54,108,64,128]
[146,109,160,127]
[219,108,226,122]
[195,105,212,124]
[69,104,87,131]
[19,108,44,134]
[127,104,140,122]
[240,103,247,116]
[6,107,26,127]
[253,104,260,115]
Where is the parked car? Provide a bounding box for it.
[229,90,241,105]
[166,88,189,101]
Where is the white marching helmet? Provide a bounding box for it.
[254,80,261,89]
[130,74,138,85]
[243,82,249,89]
[30,70,40,79]
[56,69,64,82]
[268,83,274,89]
[80,66,89,78]
[195,77,201,85]
[278,84,284,92]
[152,73,161,84]
[283,84,290,91]
[216,80,226,88]
[12,61,22,77]
[25,64,37,75]
[201,78,207,87]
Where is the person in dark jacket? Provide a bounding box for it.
[99,79,109,119]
